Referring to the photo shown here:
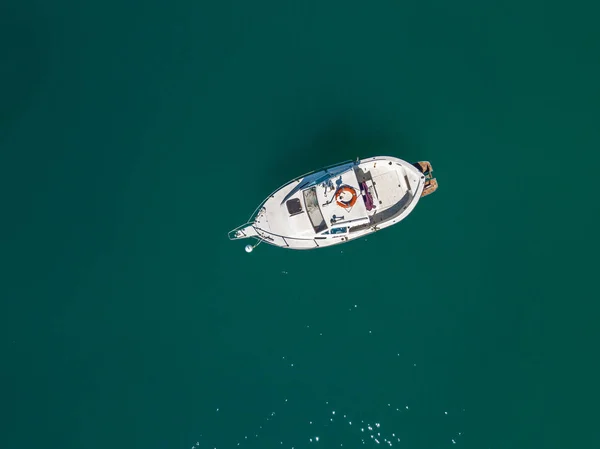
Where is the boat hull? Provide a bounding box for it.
[229,156,437,250]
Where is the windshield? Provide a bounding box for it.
[303,187,327,233]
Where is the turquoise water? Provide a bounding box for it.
[2,1,599,448]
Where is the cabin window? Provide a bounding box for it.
[303,187,327,233]
[321,227,347,235]
[286,198,303,216]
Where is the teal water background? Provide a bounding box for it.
[2,1,599,448]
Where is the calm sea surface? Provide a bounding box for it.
[2,1,599,448]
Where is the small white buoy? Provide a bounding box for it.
[245,244,253,253]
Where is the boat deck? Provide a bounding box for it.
[245,157,426,247]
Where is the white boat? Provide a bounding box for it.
[228,156,438,251]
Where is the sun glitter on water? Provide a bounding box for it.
[188,268,468,449]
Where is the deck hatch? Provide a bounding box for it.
[286,198,303,216]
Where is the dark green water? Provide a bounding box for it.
[2,1,599,448]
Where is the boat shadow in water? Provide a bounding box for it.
[261,119,421,192]
[0,10,48,131]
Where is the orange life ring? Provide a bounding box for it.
[335,186,357,208]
